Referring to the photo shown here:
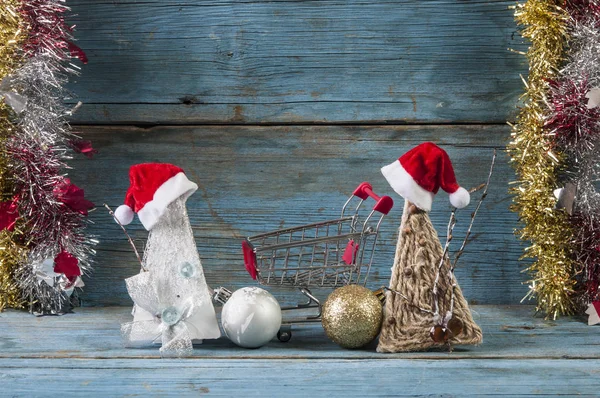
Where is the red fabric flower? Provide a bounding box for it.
[54,251,81,280]
[53,179,94,216]
[0,197,19,231]
[69,138,96,158]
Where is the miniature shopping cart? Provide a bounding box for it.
[242,182,393,341]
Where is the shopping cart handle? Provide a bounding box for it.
[353,182,394,215]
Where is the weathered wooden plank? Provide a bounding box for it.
[65,124,522,307]
[0,306,592,360]
[3,306,596,397]
[2,356,600,397]
[65,0,527,124]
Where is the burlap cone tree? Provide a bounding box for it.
[377,143,482,352]
[377,201,482,352]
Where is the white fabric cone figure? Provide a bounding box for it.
[115,164,220,352]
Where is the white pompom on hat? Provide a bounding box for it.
[381,142,470,212]
[114,163,198,231]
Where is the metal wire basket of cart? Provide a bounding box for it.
[242,182,393,341]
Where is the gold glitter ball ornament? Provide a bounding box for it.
[321,285,383,349]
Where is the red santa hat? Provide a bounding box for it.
[114,163,198,231]
[381,142,470,212]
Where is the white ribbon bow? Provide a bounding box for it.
[0,76,26,114]
[121,262,214,357]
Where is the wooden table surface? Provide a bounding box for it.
[1,305,599,396]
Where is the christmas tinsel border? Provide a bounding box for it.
[0,0,28,310]
[510,0,600,319]
[0,0,95,314]
[509,0,574,319]
[545,1,600,310]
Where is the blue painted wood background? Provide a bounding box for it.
[66,0,527,124]
[60,0,529,306]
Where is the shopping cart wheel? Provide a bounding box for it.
[277,325,292,342]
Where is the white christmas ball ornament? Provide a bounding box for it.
[221,287,282,348]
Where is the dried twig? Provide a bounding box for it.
[452,150,497,270]
[433,209,457,316]
[449,150,496,314]
[433,150,497,318]
[104,203,146,272]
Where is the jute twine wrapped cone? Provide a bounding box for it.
[377,201,482,352]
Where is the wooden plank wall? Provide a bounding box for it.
[69,125,525,307]
[62,0,530,306]
[66,0,526,124]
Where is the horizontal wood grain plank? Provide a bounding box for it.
[1,306,598,397]
[2,357,599,397]
[65,0,527,124]
[0,306,591,360]
[67,124,524,307]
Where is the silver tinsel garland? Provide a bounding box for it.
[7,53,96,314]
[546,11,600,304]
[1,0,95,315]
[560,17,600,219]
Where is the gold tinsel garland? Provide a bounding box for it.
[0,1,27,310]
[0,106,23,310]
[0,229,26,310]
[508,0,576,319]
[0,0,25,77]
